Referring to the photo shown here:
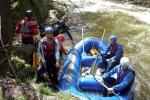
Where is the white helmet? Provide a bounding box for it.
[120,57,129,66]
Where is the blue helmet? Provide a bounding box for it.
[45,27,53,33]
[110,35,117,41]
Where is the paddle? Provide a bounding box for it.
[99,28,106,50]
[82,26,84,52]
[89,28,106,75]
[89,56,98,75]
[81,26,87,56]
[94,77,122,100]
[32,37,40,67]
[90,61,122,100]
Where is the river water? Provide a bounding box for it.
[57,0,150,99]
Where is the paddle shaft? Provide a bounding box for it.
[82,26,85,52]
[100,82,122,100]
[100,28,106,48]
[93,77,122,100]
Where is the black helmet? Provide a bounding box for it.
[26,10,33,19]
[62,16,68,22]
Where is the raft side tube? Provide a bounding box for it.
[78,77,103,91]
[81,56,103,67]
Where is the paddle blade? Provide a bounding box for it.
[32,52,40,67]
[90,57,98,76]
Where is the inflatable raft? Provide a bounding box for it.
[59,37,133,100]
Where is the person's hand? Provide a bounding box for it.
[93,52,100,56]
[96,76,104,83]
[33,20,37,25]
[42,59,46,69]
[106,59,110,62]
[55,60,60,68]
[42,59,46,64]
[107,87,114,92]
[17,34,22,43]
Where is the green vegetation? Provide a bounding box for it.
[14,95,29,100]
[37,83,53,96]
[23,77,36,85]
[0,88,2,100]
[58,93,72,100]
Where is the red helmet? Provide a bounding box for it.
[56,34,65,42]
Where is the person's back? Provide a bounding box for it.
[52,20,63,37]
[51,16,75,45]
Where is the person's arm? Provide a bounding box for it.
[55,39,60,60]
[65,29,73,40]
[15,20,23,34]
[55,39,60,67]
[28,21,38,35]
[101,45,110,55]
[60,44,67,55]
[63,24,75,44]
[51,20,58,27]
[113,71,134,91]
[110,45,123,61]
[37,39,44,60]
[98,66,118,83]
[102,65,118,79]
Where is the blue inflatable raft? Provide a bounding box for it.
[59,37,133,100]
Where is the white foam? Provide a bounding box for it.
[55,0,150,24]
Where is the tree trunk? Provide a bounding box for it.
[0,0,13,76]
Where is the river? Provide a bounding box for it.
[56,0,150,99]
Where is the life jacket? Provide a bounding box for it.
[110,43,123,57]
[116,66,135,93]
[42,37,55,56]
[20,21,31,34]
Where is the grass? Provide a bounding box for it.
[23,77,36,85]
[14,95,29,100]
[58,93,71,100]
[37,83,53,96]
